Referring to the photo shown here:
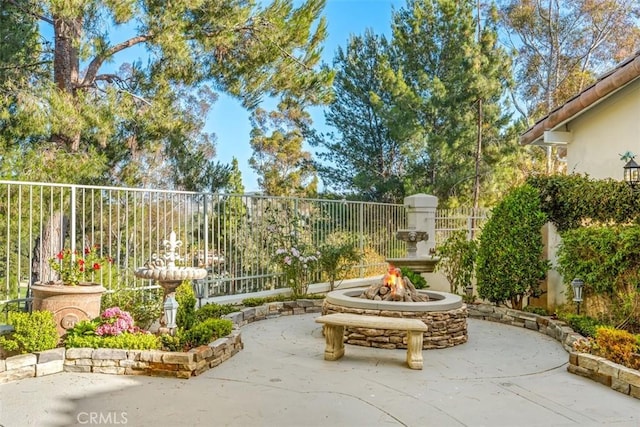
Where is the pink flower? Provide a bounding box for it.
[95,307,136,336]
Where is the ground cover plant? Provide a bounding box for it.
[0,311,58,355]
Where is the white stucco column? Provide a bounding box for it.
[404,193,438,256]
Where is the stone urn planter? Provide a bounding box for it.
[31,282,105,336]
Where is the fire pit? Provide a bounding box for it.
[322,268,468,350]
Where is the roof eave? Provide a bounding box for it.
[520,52,640,146]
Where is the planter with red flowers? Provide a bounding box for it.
[31,246,111,337]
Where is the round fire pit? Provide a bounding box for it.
[322,288,468,350]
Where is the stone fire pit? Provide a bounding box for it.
[322,283,468,350]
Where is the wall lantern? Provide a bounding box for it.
[571,278,584,315]
[163,294,179,330]
[623,157,640,188]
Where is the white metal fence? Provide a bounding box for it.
[435,207,490,242]
[0,180,489,305]
[0,181,408,303]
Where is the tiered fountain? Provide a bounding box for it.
[134,231,207,333]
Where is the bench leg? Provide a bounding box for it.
[323,325,345,361]
[406,331,424,370]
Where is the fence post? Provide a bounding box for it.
[359,202,365,277]
[70,185,76,254]
[203,193,209,269]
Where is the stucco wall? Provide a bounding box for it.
[566,78,640,178]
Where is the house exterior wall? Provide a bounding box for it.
[541,79,640,311]
[566,78,640,179]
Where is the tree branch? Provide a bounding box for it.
[6,0,53,25]
[0,60,51,71]
[81,35,151,87]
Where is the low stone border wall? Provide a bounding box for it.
[468,303,640,400]
[3,298,638,398]
[0,348,65,383]
[0,299,323,383]
[63,331,243,379]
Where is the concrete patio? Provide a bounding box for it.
[1,313,638,427]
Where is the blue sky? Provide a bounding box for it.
[212,0,404,192]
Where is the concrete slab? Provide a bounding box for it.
[1,314,638,427]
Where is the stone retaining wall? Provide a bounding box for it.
[467,303,640,401]
[0,298,324,383]
[322,300,468,349]
[0,348,65,383]
[63,331,243,379]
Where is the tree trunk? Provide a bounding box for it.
[31,211,68,285]
[53,14,83,150]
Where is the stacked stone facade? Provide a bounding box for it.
[322,300,468,349]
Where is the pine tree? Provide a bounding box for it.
[0,0,333,190]
[308,30,413,203]
[391,0,515,206]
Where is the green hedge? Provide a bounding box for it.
[527,174,640,231]
[557,225,640,295]
[476,184,549,309]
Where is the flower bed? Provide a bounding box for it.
[0,298,324,383]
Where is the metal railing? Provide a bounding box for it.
[435,207,490,242]
[0,181,406,303]
[0,180,490,305]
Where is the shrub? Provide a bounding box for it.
[195,303,238,322]
[176,282,197,330]
[572,336,597,354]
[436,230,477,295]
[63,309,158,350]
[241,293,324,307]
[65,332,160,350]
[399,267,427,289]
[595,326,640,370]
[241,297,270,307]
[101,279,163,329]
[267,211,320,298]
[0,311,58,354]
[318,236,362,291]
[522,305,549,316]
[159,333,184,352]
[476,184,549,309]
[557,225,640,328]
[182,318,233,348]
[526,174,640,232]
[564,314,602,338]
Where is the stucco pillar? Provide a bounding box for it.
[530,221,566,311]
[404,194,438,256]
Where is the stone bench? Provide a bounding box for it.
[315,313,428,369]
